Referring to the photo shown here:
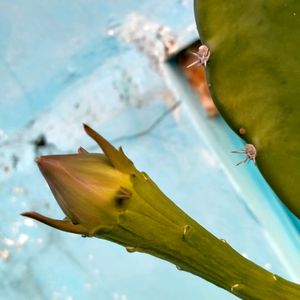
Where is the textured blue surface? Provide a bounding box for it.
[0,1,299,300]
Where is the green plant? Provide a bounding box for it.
[22,125,300,300]
[194,0,300,218]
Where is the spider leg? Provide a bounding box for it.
[232,150,246,154]
[186,60,200,68]
[235,156,249,166]
[189,51,201,58]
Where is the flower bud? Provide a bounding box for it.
[22,124,134,236]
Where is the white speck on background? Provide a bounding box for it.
[3,237,15,246]
[23,218,35,227]
[17,233,29,245]
[0,249,10,260]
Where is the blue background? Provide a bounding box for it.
[0,1,299,299]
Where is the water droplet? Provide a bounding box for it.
[125,246,136,253]
[142,172,149,181]
[183,225,190,235]
[220,239,227,244]
[231,283,240,292]
[183,224,192,240]
[176,265,182,271]
[78,147,88,154]
[273,274,278,281]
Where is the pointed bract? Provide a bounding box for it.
[83,124,135,174]
[21,212,89,235]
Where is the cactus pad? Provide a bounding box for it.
[194,0,300,218]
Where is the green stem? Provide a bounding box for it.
[22,126,300,300]
[97,172,300,300]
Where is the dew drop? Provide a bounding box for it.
[231,283,240,292]
[125,246,136,253]
[142,172,149,181]
[183,224,192,240]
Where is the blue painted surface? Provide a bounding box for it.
[0,1,299,300]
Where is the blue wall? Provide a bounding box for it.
[0,1,299,299]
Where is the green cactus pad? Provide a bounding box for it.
[194,1,300,218]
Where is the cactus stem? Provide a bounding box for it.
[25,126,300,299]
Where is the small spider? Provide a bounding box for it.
[186,44,210,68]
[232,144,257,166]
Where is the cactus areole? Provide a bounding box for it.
[194,0,300,218]
[22,125,300,299]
